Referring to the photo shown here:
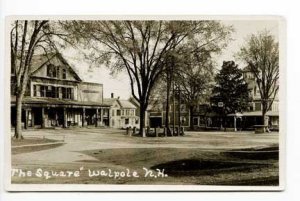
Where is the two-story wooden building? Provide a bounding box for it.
[11,53,110,129]
[103,94,139,129]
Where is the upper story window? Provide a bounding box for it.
[40,85,46,97]
[62,69,67,79]
[47,64,60,78]
[33,84,60,98]
[62,87,74,100]
[117,110,121,116]
[33,85,37,97]
[33,84,74,100]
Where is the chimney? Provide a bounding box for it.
[111,93,114,98]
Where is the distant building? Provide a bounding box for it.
[147,100,190,129]
[104,94,139,129]
[241,66,279,130]
[11,53,110,129]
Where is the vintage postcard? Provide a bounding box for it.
[4,15,286,191]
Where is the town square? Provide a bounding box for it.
[7,18,281,188]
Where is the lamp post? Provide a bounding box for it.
[218,101,224,130]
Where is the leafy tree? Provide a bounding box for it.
[62,20,233,136]
[211,61,250,127]
[173,46,217,130]
[238,31,279,127]
[10,20,69,139]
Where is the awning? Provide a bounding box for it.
[10,96,111,108]
[227,112,243,117]
[241,111,279,117]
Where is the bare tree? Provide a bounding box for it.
[62,20,232,136]
[10,20,68,139]
[238,31,279,128]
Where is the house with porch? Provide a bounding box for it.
[241,66,279,130]
[10,53,110,129]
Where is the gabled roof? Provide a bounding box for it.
[103,98,136,109]
[30,53,56,73]
[103,98,119,106]
[118,100,136,109]
[30,52,82,81]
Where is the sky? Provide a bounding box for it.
[63,20,279,100]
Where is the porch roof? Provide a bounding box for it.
[241,111,279,117]
[11,96,111,108]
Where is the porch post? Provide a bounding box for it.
[95,108,99,127]
[41,107,45,128]
[100,108,104,126]
[31,109,35,127]
[234,116,237,132]
[82,108,86,127]
[24,108,29,129]
[107,108,110,127]
[63,108,68,128]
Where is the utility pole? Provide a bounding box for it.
[177,86,181,135]
[172,59,176,136]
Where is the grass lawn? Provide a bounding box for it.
[11,137,64,155]
[11,137,59,146]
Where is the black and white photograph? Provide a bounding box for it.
[4,16,285,191]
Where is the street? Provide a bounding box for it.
[11,128,279,185]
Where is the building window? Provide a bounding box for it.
[46,86,52,97]
[193,117,198,126]
[56,66,60,78]
[66,88,73,99]
[62,69,66,79]
[40,85,46,97]
[125,118,129,124]
[61,87,73,100]
[62,87,67,99]
[180,104,186,112]
[117,110,121,116]
[33,85,37,96]
[180,116,186,124]
[47,64,58,78]
[126,109,130,116]
[51,87,59,98]
[255,102,261,111]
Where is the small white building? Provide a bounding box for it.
[104,94,139,129]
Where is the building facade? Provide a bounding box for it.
[11,53,110,129]
[104,94,139,129]
[147,100,190,129]
[242,66,279,130]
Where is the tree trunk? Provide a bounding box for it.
[262,101,269,132]
[139,104,146,137]
[14,95,23,139]
[165,83,170,129]
[189,105,194,130]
